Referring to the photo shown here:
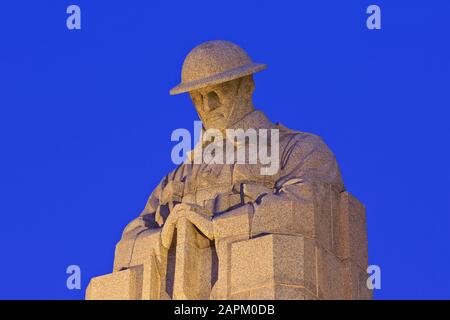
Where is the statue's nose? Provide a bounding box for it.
[203,91,221,112]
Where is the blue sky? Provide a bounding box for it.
[0,1,449,299]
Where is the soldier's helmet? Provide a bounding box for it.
[170,40,267,95]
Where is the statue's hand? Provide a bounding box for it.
[161,203,213,249]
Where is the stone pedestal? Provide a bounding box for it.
[86,191,371,300]
[86,266,143,300]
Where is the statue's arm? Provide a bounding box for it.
[250,133,344,236]
[113,176,172,271]
[213,133,344,239]
[120,176,168,239]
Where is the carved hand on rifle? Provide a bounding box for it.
[160,203,214,249]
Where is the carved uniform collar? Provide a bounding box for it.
[228,110,275,131]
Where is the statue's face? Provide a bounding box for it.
[189,76,254,131]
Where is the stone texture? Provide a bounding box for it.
[86,266,143,300]
[229,235,316,298]
[315,244,344,299]
[86,40,370,300]
[173,218,213,300]
[230,284,318,300]
[336,192,368,268]
[341,259,373,300]
[250,181,341,253]
[141,256,161,300]
[213,204,252,239]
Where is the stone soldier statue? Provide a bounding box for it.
[86,40,370,300]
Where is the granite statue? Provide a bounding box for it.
[86,40,371,300]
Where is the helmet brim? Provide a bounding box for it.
[169,62,267,95]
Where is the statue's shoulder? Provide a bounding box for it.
[275,122,328,151]
[275,122,343,189]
